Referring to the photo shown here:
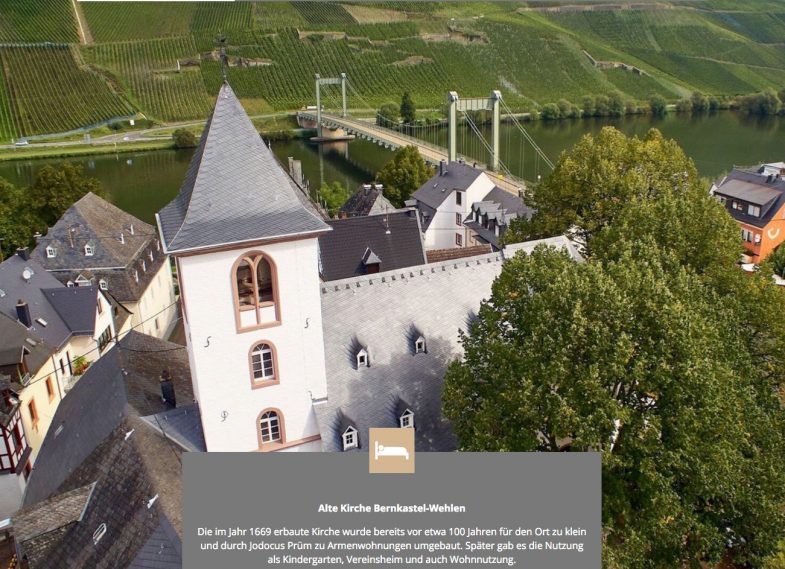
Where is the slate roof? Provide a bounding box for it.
[30,193,166,303]
[319,211,426,281]
[339,185,395,217]
[464,186,534,249]
[18,331,195,568]
[140,404,206,453]
[0,312,54,379]
[0,253,76,349]
[412,161,484,210]
[714,168,785,228]
[40,286,98,335]
[426,244,492,263]
[316,236,582,453]
[14,482,96,544]
[157,82,330,254]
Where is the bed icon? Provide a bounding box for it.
[369,428,415,473]
[375,441,410,461]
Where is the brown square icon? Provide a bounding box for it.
[369,428,415,474]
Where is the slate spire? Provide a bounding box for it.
[156,83,328,254]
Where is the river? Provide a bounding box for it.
[0,111,782,225]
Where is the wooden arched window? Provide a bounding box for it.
[232,252,280,331]
[257,408,285,450]
[249,342,279,389]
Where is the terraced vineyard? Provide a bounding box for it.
[85,37,212,122]
[0,45,131,139]
[0,0,77,43]
[2,1,785,137]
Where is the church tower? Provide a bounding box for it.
[157,83,331,452]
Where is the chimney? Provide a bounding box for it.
[767,174,774,183]
[16,248,29,261]
[160,370,176,407]
[16,300,32,328]
[439,160,446,176]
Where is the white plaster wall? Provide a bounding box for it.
[0,473,24,520]
[178,237,328,452]
[18,355,61,464]
[133,260,177,338]
[423,173,495,250]
[94,291,116,355]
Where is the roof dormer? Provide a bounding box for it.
[356,348,369,369]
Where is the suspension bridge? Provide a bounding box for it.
[296,73,555,196]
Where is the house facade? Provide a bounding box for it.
[31,193,177,340]
[711,165,785,263]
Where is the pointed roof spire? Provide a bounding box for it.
[156,83,329,254]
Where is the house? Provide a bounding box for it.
[318,210,427,281]
[0,373,31,521]
[31,192,177,340]
[156,82,582,455]
[711,166,785,263]
[12,331,197,568]
[408,160,532,250]
[0,250,117,470]
[338,183,395,218]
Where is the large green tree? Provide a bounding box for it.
[375,145,432,207]
[507,127,698,251]
[28,162,104,227]
[400,91,416,124]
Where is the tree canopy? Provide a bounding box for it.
[0,162,103,256]
[445,127,785,568]
[400,91,416,124]
[375,145,432,207]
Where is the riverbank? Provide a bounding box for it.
[0,139,176,162]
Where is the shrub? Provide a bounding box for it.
[649,94,668,116]
[540,103,561,120]
[172,128,197,148]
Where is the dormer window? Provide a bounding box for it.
[356,348,369,369]
[415,336,426,354]
[99,279,108,291]
[134,270,139,283]
[66,280,74,287]
[155,239,160,252]
[148,250,154,262]
[342,426,358,450]
[233,252,280,331]
[46,246,56,258]
[84,244,94,256]
[129,224,135,236]
[141,260,147,272]
[399,409,414,429]
[456,191,462,206]
[748,204,761,217]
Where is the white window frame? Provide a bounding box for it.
[45,246,56,258]
[400,410,414,429]
[99,279,108,291]
[148,250,154,262]
[259,411,281,444]
[748,204,761,217]
[134,270,139,283]
[342,426,358,450]
[356,349,369,369]
[84,244,94,257]
[251,343,275,381]
[415,336,426,354]
[142,260,147,272]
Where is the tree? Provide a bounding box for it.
[506,127,698,249]
[739,90,781,116]
[376,102,399,126]
[540,103,561,120]
[649,94,667,116]
[445,245,785,568]
[690,91,709,113]
[0,178,38,257]
[28,162,104,228]
[594,94,610,117]
[319,181,351,213]
[765,245,785,279]
[607,91,625,117]
[582,95,595,117]
[172,128,197,148]
[675,97,693,113]
[375,145,433,207]
[400,91,416,124]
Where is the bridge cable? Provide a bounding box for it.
[461,110,515,179]
[499,98,555,171]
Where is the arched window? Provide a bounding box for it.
[258,409,285,449]
[249,342,278,388]
[233,252,280,331]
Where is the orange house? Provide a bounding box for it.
[712,167,785,263]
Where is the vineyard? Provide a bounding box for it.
[0,0,77,43]
[0,45,131,140]
[1,1,785,137]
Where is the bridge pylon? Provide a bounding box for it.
[314,73,348,138]
[448,90,503,171]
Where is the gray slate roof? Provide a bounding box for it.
[40,286,99,335]
[141,404,206,453]
[316,236,582,453]
[19,331,196,568]
[0,253,75,349]
[465,186,534,249]
[714,168,785,228]
[30,193,166,303]
[412,161,483,210]
[157,83,330,254]
[14,482,96,544]
[0,312,53,379]
[319,211,426,281]
[339,185,395,217]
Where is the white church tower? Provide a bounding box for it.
[156,83,331,452]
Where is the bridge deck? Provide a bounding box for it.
[298,112,525,196]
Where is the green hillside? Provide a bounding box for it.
[2,1,785,139]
